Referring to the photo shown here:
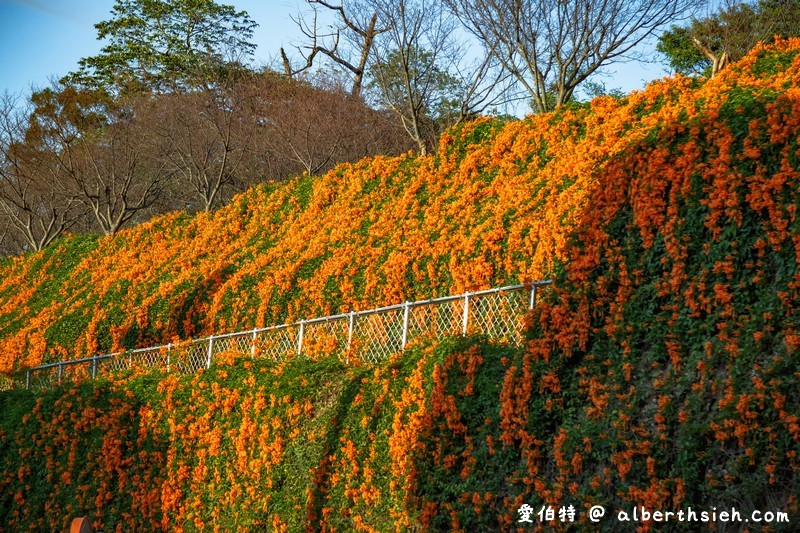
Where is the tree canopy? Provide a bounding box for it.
[658,0,800,77]
[64,0,258,93]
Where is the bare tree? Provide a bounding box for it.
[0,214,13,255]
[370,0,473,154]
[451,49,519,121]
[287,0,510,154]
[0,210,27,256]
[246,72,413,180]
[261,81,344,175]
[0,93,82,252]
[28,85,173,236]
[71,101,173,235]
[281,0,390,97]
[0,211,30,257]
[445,0,703,113]
[154,84,255,212]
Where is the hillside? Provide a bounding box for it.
[2,61,664,372]
[0,40,799,531]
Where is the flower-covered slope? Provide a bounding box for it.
[1,50,696,373]
[500,39,800,526]
[2,41,799,375]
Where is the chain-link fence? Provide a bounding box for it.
[9,281,551,391]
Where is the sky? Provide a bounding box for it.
[0,0,304,96]
[0,0,670,111]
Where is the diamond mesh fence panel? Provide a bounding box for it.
[468,289,529,345]
[0,371,28,391]
[255,325,300,361]
[407,298,465,344]
[301,318,349,360]
[61,361,91,383]
[13,284,548,389]
[28,365,60,390]
[130,347,169,371]
[211,332,253,364]
[352,308,405,363]
[95,353,131,376]
[159,340,210,374]
[184,340,210,373]
[212,333,255,359]
[0,375,17,391]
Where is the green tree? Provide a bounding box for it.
[363,0,466,155]
[368,45,462,154]
[65,0,258,93]
[658,0,800,77]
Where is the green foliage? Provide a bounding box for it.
[368,45,465,150]
[658,0,800,76]
[0,234,98,348]
[65,0,258,93]
[581,80,627,101]
[369,46,462,121]
[657,25,712,76]
[749,47,800,77]
[439,117,505,161]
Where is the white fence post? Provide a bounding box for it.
[91,355,97,379]
[462,292,470,335]
[206,335,214,369]
[401,302,410,350]
[297,321,305,357]
[347,312,355,364]
[166,343,172,372]
[251,328,258,357]
[529,283,537,310]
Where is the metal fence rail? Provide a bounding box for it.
[5,281,551,391]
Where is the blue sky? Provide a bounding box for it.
[0,0,670,108]
[0,0,301,96]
